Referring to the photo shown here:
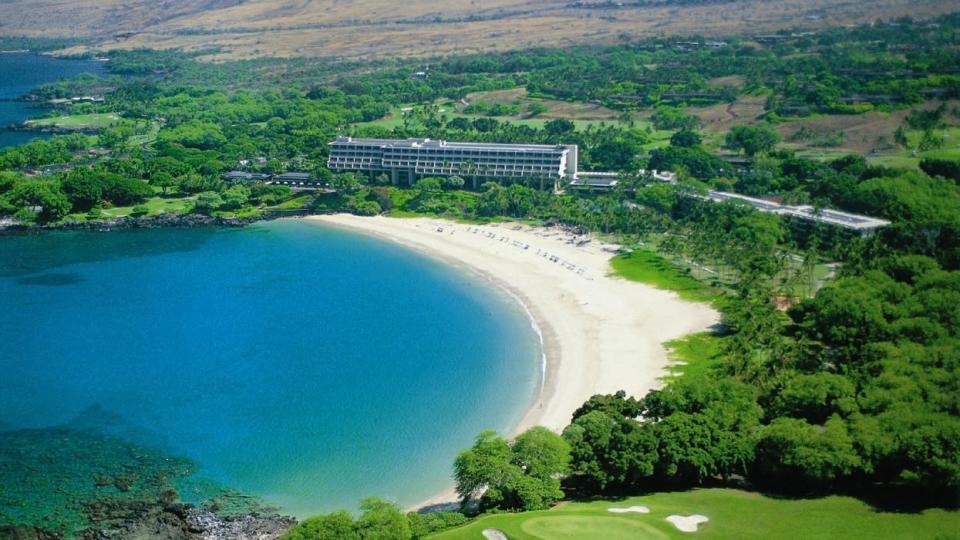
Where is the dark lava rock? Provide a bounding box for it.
[80,504,294,540]
[50,214,258,232]
[0,525,62,540]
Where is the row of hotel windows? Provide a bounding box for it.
[329,157,562,168]
[329,158,561,175]
[414,167,553,177]
[383,159,561,167]
[332,146,565,160]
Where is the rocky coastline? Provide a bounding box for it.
[6,123,102,135]
[2,504,295,540]
[0,211,316,234]
[0,423,298,540]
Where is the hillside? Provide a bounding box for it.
[1,0,957,60]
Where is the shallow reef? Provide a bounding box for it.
[0,411,292,539]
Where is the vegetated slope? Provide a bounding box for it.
[1,0,957,59]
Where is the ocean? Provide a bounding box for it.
[0,52,108,149]
[0,219,540,519]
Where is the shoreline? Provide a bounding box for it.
[314,216,562,435]
[306,214,719,510]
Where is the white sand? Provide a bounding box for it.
[666,515,710,532]
[608,505,651,514]
[306,215,719,507]
[481,529,509,540]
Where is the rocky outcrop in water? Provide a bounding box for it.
[81,503,294,540]
[0,425,295,540]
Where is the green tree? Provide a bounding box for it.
[453,431,519,505]
[104,176,153,206]
[919,157,960,183]
[767,373,857,424]
[415,177,442,194]
[544,119,575,136]
[194,191,224,214]
[725,124,782,156]
[151,171,176,195]
[406,512,467,539]
[61,169,104,211]
[571,391,642,421]
[651,106,698,131]
[526,102,548,117]
[282,511,358,540]
[670,129,702,148]
[221,184,251,209]
[442,175,465,190]
[751,416,862,490]
[3,180,71,222]
[562,410,658,493]
[511,426,571,481]
[332,173,363,194]
[355,498,411,540]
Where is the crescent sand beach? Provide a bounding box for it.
[306,214,720,507]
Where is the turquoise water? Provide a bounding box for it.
[0,219,540,516]
[0,52,108,149]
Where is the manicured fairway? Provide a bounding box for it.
[26,112,120,129]
[428,488,960,540]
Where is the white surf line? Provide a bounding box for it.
[437,222,548,417]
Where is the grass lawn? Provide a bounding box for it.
[104,196,194,217]
[609,248,721,305]
[429,488,960,540]
[264,194,312,211]
[67,196,195,220]
[26,112,121,129]
[661,332,724,380]
[357,110,631,131]
[355,101,637,131]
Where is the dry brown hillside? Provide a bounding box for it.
[1,0,956,60]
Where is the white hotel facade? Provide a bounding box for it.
[327,137,578,190]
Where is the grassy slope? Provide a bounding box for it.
[429,488,960,540]
[25,113,120,129]
[661,331,723,381]
[608,248,720,305]
[355,103,639,131]
[22,0,953,60]
[66,195,194,221]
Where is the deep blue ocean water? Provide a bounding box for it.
[0,52,108,149]
[0,219,540,516]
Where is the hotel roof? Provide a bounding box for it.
[705,191,891,231]
[570,172,619,188]
[331,136,569,152]
[274,172,312,180]
[222,171,269,181]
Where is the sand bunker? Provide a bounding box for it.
[666,514,709,532]
[608,505,651,514]
[482,528,509,540]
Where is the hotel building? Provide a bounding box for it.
[327,137,578,189]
